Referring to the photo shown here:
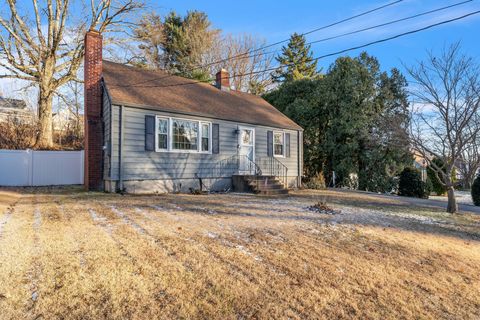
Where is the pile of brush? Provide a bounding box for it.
[307,201,340,215]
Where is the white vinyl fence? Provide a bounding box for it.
[0,149,84,186]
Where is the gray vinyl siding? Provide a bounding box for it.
[102,86,111,179]
[110,105,121,180]
[108,105,301,188]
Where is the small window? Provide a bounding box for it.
[172,119,198,151]
[242,129,254,146]
[274,132,284,157]
[157,118,168,150]
[201,123,210,152]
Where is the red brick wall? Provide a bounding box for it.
[215,69,230,91]
[84,30,103,191]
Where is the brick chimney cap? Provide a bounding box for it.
[87,28,101,36]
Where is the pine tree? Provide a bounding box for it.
[272,33,318,82]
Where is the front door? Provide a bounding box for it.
[238,126,255,174]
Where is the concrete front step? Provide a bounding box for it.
[248,182,284,189]
[232,174,289,195]
[256,189,289,195]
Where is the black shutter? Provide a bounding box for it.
[285,133,291,157]
[267,130,273,157]
[145,115,155,151]
[212,123,220,154]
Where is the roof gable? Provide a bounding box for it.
[102,60,302,130]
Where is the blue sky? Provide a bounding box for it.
[148,0,480,78]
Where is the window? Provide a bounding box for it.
[201,123,210,152]
[155,116,211,153]
[157,118,168,150]
[172,119,198,151]
[242,129,253,146]
[273,132,284,157]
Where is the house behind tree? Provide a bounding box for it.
[0,97,33,123]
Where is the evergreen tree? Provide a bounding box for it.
[264,52,412,192]
[427,157,448,196]
[272,33,318,83]
[135,11,219,80]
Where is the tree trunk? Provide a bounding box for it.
[446,186,458,213]
[35,89,54,149]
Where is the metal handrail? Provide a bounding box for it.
[197,155,287,191]
[238,155,262,176]
[197,154,262,179]
[257,156,288,188]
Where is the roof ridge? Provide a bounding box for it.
[101,59,264,99]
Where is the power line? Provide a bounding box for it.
[113,0,404,88]
[113,9,480,89]
[219,0,474,71]
[299,0,474,46]
[206,0,405,64]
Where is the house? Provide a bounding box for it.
[413,153,427,182]
[0,97,33,122]
[84,30,303,194]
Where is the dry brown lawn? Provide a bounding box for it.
[0,187,479,319]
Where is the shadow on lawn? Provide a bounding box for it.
[9,186,480,243]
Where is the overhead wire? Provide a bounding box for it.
[111,9,480,89]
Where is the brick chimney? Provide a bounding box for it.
[215,69,230,91]
[84,30,103,191]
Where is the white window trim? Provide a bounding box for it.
[155,115,212,154]
[155,116,169,152]
[273,131,285,158]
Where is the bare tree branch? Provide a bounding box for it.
[407,42,480,213]
[0,0,143,147]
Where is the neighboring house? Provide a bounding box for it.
[0,97,33,122]
[83,30,303,194]
[413,153,427,182]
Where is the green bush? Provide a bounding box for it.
[398,167,430,199]
[427,157,448,196]
[471,175,480,206]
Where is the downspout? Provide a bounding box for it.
[118,105,125,192]
[297,130,300,188]
[298,130,302,188]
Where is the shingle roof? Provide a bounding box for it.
[102,60,302,130]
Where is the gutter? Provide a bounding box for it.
[109,100,304,132]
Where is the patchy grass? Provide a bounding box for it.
[0,188,479,319]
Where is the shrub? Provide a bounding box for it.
[398,167,430,199]
[0,116,37,149]
[427,157,448,196]
[305,172,326,189]
[471,175,480,206]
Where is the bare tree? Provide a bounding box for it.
[208,34,274,94]
[408,43,480,213]
[0,0,142,148]
[457,138,480,189]
[57,80,84,138]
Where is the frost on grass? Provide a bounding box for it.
[0,209,12,238]
[110,206,147,235]
[88,208,113,235]
[1,188,480,319]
